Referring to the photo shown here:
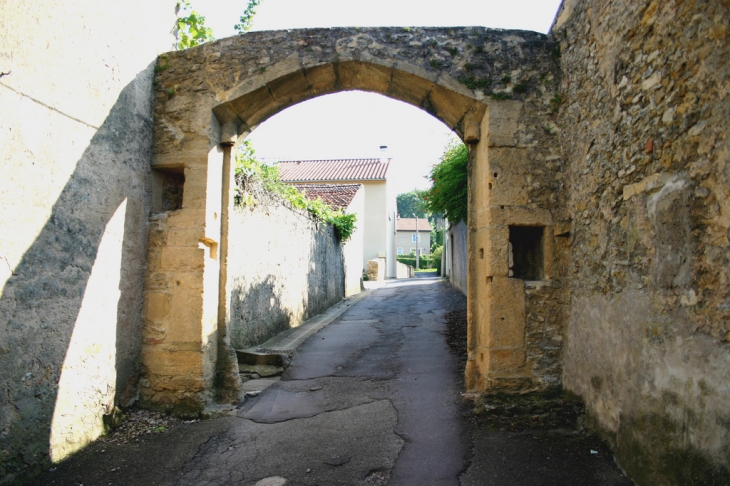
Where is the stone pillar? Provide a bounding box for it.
[140,139,224,414]
[466,103,553,393]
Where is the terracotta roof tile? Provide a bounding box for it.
[278,158,390,182]
[396,218,432,232]
[293,184,362,211]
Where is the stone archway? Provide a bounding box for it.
[143,27,565,412]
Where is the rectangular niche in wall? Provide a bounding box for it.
[508,225,544,280]
[152,168,185,212]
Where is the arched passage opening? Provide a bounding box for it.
[142,27,565,413]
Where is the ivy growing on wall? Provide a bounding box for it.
[234,141,357,242]
[176,0,214,49]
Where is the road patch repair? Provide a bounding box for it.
[29,280,630,485]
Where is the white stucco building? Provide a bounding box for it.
[279,158,397,278]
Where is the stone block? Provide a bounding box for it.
[143,291,171,323]
[166,227,205,247]
[160,247,205,271]
[486,224,510,277]
[428,85,475,131]
[486,100,522,147]
[167,286,205,342]
[388,69,434,107]
[228,85,279,128]
[487,276,526,348]
[488,348,526,372]
[268,69,311,105]
[167,209,207,229]
[337,61,392,94]
[487,148,530,206]
[303,64,337,94]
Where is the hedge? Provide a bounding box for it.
[397,255,442,275]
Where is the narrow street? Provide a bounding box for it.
[31,278,631,486]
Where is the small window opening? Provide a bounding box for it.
[152,168,185,212]
[508,225,544,280]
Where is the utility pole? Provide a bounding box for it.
[415,215,420,270]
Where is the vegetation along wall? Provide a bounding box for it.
[553,0,730,483]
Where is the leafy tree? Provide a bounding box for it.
[234,0,263,33]
[396,190,428,218]
[422,140,468,224]
[176,0,214,49]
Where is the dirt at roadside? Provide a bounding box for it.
[440,282,633,485]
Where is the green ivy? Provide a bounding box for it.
[234,0,263,33]
[176,0,214,50]
[234,142,357,242]
[422,140,468,224]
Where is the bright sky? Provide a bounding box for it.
[193,0,563,194]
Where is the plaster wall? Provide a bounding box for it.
[0,0,175,480]
[343,186,366,296]
[226,203,345,350]
[395,231,431,255]
[362,181,389,270]
[448,221,468,295]
[553,0,730,483]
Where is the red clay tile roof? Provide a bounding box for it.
[396,218,432,232]
[278,158,390,182]
[293,184,362,212]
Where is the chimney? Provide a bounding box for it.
[379,145,388,164]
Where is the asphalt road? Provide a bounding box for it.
[29,277,632,486]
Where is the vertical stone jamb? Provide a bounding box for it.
[216,122,242,402]
[140,139,224,414]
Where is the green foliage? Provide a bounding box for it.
[460,76,491,90]
[234,141,356,242]
[234,0,263,33]
[431,245,443,274]
[397,253,441,274]
[396,190,428,219]
[514,82,528,94]
[430,60,442,69]
[550,93,563,114]
[491,92,511,101]
[501,75,511,84]
[422,140,468,224]
[448,47,458,56]
[176,0,214,50]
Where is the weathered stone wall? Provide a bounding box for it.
[465,45,567,393]
[447,221,468,295]
[552,0,730,483]
[0,0,175,481]
[227,203,345,349]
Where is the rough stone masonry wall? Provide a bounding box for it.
[0,0,175,482]
[227,203,345,349]
[552,0,730,483]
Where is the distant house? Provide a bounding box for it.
[395,217,432,256]
[293,183,365,296]
[278,158,398,278]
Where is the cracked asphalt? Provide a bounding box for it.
[28,277,632,486]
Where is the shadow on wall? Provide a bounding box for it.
[0,65,155,482]
[227,206,346,350]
